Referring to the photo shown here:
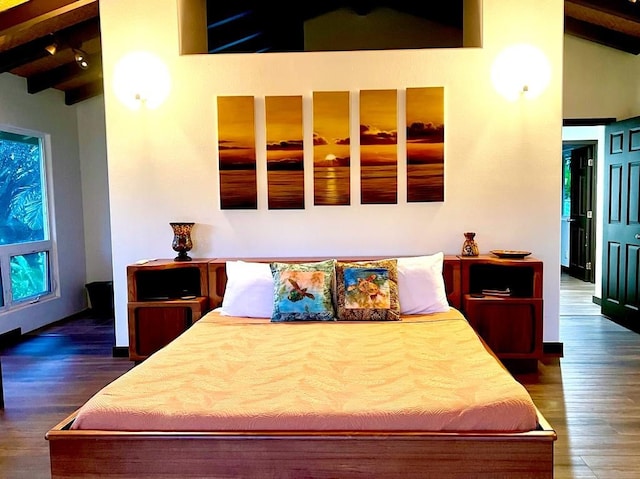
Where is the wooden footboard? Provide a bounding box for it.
[47,410,556,479]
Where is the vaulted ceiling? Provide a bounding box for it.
[1,0,640,106]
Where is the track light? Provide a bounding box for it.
[44,42,58,56]
[73,48,89,69]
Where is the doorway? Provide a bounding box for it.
[561,140,597,283]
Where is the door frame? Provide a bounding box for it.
[562,140,597,283]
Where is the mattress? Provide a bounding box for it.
[71,308,538,432]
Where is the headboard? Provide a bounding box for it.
[207,256,461,311]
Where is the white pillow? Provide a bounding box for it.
[397,253,450,314]
[220,261,274,318]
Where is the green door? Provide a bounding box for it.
[602,116,640,332]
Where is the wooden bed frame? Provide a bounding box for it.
[46,256,556,479]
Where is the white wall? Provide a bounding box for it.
[77,96,113,283]
[564,35,640,120]
[0,74,87,335]
[100,0,564,347]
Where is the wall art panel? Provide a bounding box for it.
[312,91,351,206]
[265,95,304,210]
[217,96,257,209]
[406,87,445,202]
[359,89,397,205]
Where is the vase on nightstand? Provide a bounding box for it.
[461,232,479,256]
[170,222,194,261]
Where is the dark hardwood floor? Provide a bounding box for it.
[0,273,638,478]
[0,315,133,478]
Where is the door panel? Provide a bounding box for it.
[568,145,595,281]
[603,116,640,331]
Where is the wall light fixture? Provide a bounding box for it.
[491,44,551,101]
[113,51,171,110]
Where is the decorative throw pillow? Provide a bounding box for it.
[270,259,337,322]
[335,259,400,321]
[397,253,450,314]
[220,261,274,318]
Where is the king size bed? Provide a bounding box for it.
[46,255,556,478]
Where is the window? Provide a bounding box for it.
[0,126,55,310]
[562,154,571,218]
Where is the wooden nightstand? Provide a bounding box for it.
[126,259,212,362]
[459,255,543,372]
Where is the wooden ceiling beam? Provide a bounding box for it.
[64,77,103,105]
[0,0,98,51]
[565,0,640,37]
[565,15,640,54]
[27,51,101,93]
[0,16,99,72]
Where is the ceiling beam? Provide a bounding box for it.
[0,0,98,51]
[0,16,100,72]
[64,77,103,105]
[27,51,101,93]
[566,0,640,24]
[565,15,640,54]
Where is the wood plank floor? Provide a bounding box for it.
[0,273,638,478]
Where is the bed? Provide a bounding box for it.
[46,255,556,479]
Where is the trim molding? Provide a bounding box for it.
[563,117,616,126]
[0,327,21,348]
[543,342,564,357]
[112,346,129,358]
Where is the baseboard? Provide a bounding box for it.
[112,346,129,358]
[543,342,564,357]
[0,328,22,349]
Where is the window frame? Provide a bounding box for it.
[0,124,58,312]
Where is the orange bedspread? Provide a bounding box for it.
[71,308,538,432]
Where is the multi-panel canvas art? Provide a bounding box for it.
[359,89,398,205]
[313,91,351,206]
[406,87,445,202]
[265,95,304,210]
[216,87,444,209]
[217,96,257,209]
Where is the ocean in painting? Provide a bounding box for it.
[361,144,398,204]
[267,149,304,209]
[267,170,304,209]
[218,148,257,209]
[407,141,444,202]
[314,143,350,205]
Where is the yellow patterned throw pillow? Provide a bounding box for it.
[335,259,400,321]
[270,259,337,322]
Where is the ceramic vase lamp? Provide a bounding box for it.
[170,222,194,261]
[461,232,480,256]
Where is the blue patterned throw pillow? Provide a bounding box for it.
[335,259,400,321]
[270,259,337,322]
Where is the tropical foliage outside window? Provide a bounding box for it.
[0,127,53,308]
[562,155,571,218]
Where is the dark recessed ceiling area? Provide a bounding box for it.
[2,1,640,105]
[206,1,464,54]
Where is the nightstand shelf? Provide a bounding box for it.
[459,255,543,372]
[127,259,211,362]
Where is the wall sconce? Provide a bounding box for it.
[491,44,551,101]
[112,51,171,110]
[73,48,89,69]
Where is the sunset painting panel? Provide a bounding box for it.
[313,91,350,206]
[406,87,445,202]
[217,96,257,209]
[360,89,397,204]
[266,95,304,210]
